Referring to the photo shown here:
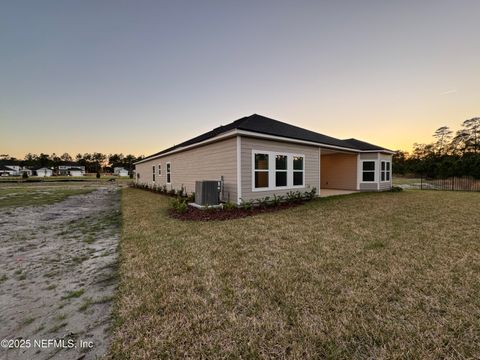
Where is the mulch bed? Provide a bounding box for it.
[168,202,304,221]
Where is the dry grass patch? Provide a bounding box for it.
[109,188,480,359]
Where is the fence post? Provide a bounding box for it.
[420,175,423,190]
[452,177,455,191]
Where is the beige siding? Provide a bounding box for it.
[240,137,320,202]
[320,154,357,190]
[135,137,238,202]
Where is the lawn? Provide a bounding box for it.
[0,186,95,208]
[110,189,480,359]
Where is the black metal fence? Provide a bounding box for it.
[413,176,480,191]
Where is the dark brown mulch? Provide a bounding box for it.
[168,202,305,221]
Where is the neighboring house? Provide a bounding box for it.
[135,114,394,204]
[0,165,16,176]
[67,168,84,177]
[58,164,86,176]
[0,165,32,176]
[35,167,53,177]
[114,167,129,177]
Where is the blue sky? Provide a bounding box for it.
[1,0,479,157]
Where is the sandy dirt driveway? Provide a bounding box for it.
[0,186,120,360]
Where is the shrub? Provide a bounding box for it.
[304,187,317,200]
[96,172,101,179]
[272,194,285,206]
[167,189,176,196]
[171,197,188,214]
[390,186,403,192]
[223,201,237,211]
[186,192,195,203]
[22,172,29,179]
[239,198,253,210]
[255,197,270,208]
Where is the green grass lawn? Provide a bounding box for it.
[110,189,480,359]
[0,186,95,208]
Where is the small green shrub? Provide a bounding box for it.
[96,172,101,179]
[171,198,188,213]
[390,186,403,192]
[304,187,317,200]
[239,198,253,210]
[186,192,195,202]
[255,197,270,208]
[22,172,29,179]
[223,201,237,211]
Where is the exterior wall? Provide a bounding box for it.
[320,153,357,190]
[358,153,392,191]
[135,137,238,202]
[240,137,320,202]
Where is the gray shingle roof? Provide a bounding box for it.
[141,114,391,161]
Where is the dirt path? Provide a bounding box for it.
[0,186,120,360]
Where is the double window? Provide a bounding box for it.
[166,162,171,184]
[381,161,391,182]
[362,161,375,182]
[152,165,155,182]
[158,164,161,176]
[253,151,304,191]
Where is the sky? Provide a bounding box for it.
[1,0,479,158]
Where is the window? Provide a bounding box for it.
[158,164,161,175]
[381,161,391,182]
[254,153,269,188]
[293,156,304,186]
[152,165,155,182]
[252,151,305,191]
[275,155,287,187]
[166,162,171,184]
[362,161,375,182]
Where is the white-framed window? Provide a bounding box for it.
[381,161,391,182]
[293,156,304,186]
[158,164,161,176]
[275,155,287,187]
[254,153,269,188]
[152,165,155,182]
[252,150,305,191]
[362,161,375,182]
[166,162,171,184]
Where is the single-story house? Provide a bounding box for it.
[0,165,17,176]
[135,114,394,204]
[68,168,84,177]
[58,164,86,176]
[0,165,32,176]
[114,167,129,177]
[35,167,53,177]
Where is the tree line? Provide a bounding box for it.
[0,153,145,174]
[393,117,480,178]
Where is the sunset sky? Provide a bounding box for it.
[1,0,479,158]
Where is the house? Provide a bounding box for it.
[0,165,16,176]
[58,164,86,176]
[35,167,53,177]
[134,114,394,204]
[114,167,129,177]
[0,165,32,176]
